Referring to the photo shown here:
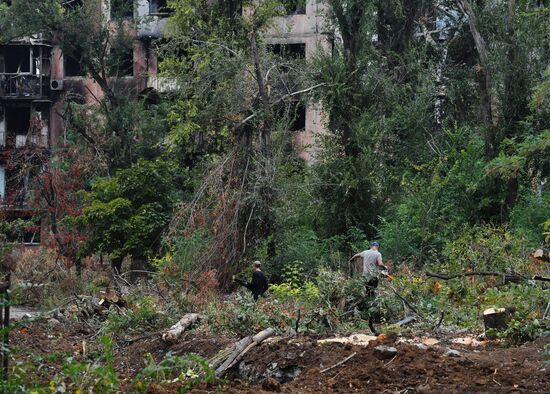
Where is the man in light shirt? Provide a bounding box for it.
[350,242,387,298]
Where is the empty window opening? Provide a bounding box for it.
[3,217,41,245]
[269,43,306,59]
[6,106,30,147]
[278,101,306,132]
[289,101,306,131]
[111,0,134,20]
[63,0,83,12]
[149,0,174,15]
[280,0,306,15]
[2,45,31,73]
[64,49,84,77]
[110,46,134,77]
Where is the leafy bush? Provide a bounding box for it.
[51,336,120,393]
[104,296,170,336]
[378,133,486,265]
[498,317,549,346]
[441,225,529,273]
[510,191,550,246]
[134,352,215,393]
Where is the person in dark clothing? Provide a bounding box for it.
[234,261,268,300]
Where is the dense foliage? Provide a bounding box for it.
[0,4,548,387]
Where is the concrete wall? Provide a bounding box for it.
[264,0,331,161]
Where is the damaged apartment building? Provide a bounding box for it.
[0,0,329,244]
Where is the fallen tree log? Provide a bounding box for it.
[214,327,275,378]
[162,313,202,343]
[425,271,549,283]
[396,316,416,327]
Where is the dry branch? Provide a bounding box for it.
[425,271,549,283]
[321,352,357,373]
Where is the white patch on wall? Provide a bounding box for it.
[0,165,5,200]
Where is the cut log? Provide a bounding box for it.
[253,327,275,344]
[483,308,510,339]
[214,328,275,377]
[215,336,253,377]
[162,313,201,343]
[532,248,550,262]
[396,316,416,327]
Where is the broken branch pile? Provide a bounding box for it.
[425,271,549,283]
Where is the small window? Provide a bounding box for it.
[64,49,85,77]
[111,0,133,20]
[278,100,306,132]
[149,0,174,16]
[269,43,306,59]
[109,46,134,77]
[289,101,306,132]
[281,0,306,15]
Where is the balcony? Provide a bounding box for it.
[0,74,49,100]
[0,132,46,151]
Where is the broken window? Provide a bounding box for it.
[269,43,306,59]
[281,0,306,15]
[64,48,85,77]
[63,0,83,12]
[149,0,174,15]
[111,0,134,20]
[6,106,30,148]
[109,46,134,77]
[2,45,31,73]
[3,217,41,244]
[289,101,306,131]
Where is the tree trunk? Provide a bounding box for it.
[457,0,495,159]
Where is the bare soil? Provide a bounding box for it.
[9,319,550,393]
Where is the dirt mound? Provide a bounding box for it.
[9,320,550,393]
[217,335,549,393]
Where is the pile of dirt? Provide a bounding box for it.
[212,335,549,393]
[8,320,550,393]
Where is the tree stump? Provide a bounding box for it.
[483,308,509,339]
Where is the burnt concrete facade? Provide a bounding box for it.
[0,1,330,244]
[263,0,330,161]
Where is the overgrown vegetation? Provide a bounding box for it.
[0,0,549,391]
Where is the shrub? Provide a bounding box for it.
[378,134,486,265]
[440,225,529,273]
[134,352,215,393]
[510,190,550,246]
[51,336,120,393]
[103,296,170,336]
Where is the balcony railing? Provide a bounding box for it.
[0,132,45,150]
[0,74,48,99]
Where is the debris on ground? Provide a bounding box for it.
[8,320,550,393]
[317,333,378,346]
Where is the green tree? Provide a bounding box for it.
[78,160,176,273]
